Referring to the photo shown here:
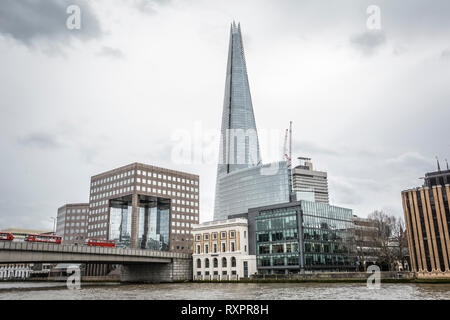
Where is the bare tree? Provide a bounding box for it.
[367,210,408,271]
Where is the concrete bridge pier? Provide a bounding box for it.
[120,259,192,283]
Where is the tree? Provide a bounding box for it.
[367,210,408,271]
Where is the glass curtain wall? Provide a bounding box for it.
[138,205,169,251]
[254,201,357,273]
[301,201,356,271]
[109,206,132,248]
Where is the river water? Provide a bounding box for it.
[0,282,449,300]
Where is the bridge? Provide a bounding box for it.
[0,241,192,283]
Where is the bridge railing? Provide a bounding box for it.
[0,241,191,259]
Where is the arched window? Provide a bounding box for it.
[231,257,236,268]
[205,258,210,268]
[222,257,227,268]
[213,258,218,268]
[196,259,201,269]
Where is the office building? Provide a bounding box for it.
[401,168,450,278]
[234,201,356,274]
[213,22,291,220]
[88,163,199,254]
[56,203,89,245]
[192,218,256,280]
[214,161,291,220]
[292,158,329,204]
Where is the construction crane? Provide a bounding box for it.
[282,121,293,169]
[283,128,290,163]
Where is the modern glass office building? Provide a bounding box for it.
[214,161,291,220]
[245,201,357,274]
[214,22,274,221]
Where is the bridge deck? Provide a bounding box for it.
[0,241,191,264]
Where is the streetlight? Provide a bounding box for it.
[50,217,56,235]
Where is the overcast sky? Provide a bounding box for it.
[0,0,449,231]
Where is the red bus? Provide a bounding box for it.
[25,234,62,244]
[86,239,116,247]
[0,232,14,241]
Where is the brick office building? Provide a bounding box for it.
[87,163,199,254]
[56,203,89,245]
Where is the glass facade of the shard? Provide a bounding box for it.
[214,23,291,220]
[215,161,291,220]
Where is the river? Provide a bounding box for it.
[0,282,449,300]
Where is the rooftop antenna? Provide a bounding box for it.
[446,159,449,170]
[436,156,441,171]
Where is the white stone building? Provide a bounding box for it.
[192,218,256,280]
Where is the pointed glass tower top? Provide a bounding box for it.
[216,22,262,177]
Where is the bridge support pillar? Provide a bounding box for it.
[120,259,192,283]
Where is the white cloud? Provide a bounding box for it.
[0,0,449,229]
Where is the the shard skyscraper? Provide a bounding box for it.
[217,22,261,176]
[213,23,291,220]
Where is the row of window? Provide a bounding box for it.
[172,221,193,228]
[195,257,237,269]
[91,170,198,187]
[88,230,107,237]
[172,214,199,221]
[258,254,300,267]
[196,271,237,276]
[66,215,86,221]
[93,179,198,194]
[196,230,239,241]
[196,242,244,254]
[91,187,200,202]
[65,228,86,234]
[136,185,199,198]
[136,170,198,186]
[66,222,86,227]
[66,208,88,214]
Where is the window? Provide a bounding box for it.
[196,259,201,268]
[213,243,217,253]
[203,234,209,241]
[231,257,236,268]
[222,257,227,268]
[230,231,235,238]
[231,241,235,252]
[221,242,226,252]
[213,258,218,268]
[205,258,210,268]
[196,245,201,254]
[221,232,227,239]
[204,244,209,254]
